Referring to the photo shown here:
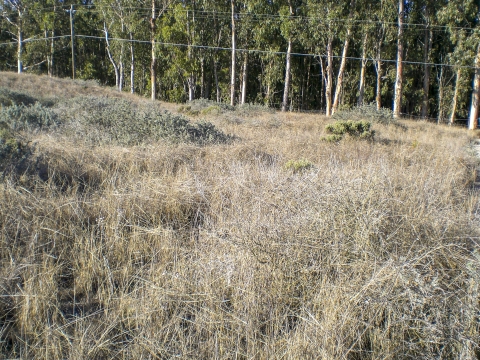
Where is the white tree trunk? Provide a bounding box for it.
[151,0,157,100]
[332,29,351,114]
[230,0,236,106]
[241,52,248,105]
[357,33,368,106]
[282,39,292,112]
[130,33,135,94]
[325,38,334,116]
[104,23,120,89]
[421,27,433,119]
[468,45,480,130]
[449,68,461,125]
[17,27,23,74]
[393,0,405,118]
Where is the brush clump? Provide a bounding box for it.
[324,120,375,141]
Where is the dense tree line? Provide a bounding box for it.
[1,0,479,125]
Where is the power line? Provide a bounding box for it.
[4,4,479,32]
[74,34,480,70]
[1,33,478,70]
[0,33,478,70]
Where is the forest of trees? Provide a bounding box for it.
[1,0,479,126]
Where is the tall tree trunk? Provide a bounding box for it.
[187,9,195,101]
[332,0,355,114]
[282,38,292,112]
[119,45,125,92]
[118,22,125,92]
[130,32,135,94]
[188,79,195,101]
[45,28,52,77]
[200,57,205,99]
[319,56,326,111]
[214,58,221,102]
[305,56,311,110]
[468,45,480,130]
[17,26,23,74]
[241,52,248,105]
[450,68,461,125]
[230,0,236,106]
[325,37,334,116]
[150,0,157,100]
[421,27,433,118]
[332,28,352,114]
[358,33,368,106]
[104,23,120,89]
[393,0,405,118]
[49,29,54,77]
[437,66,445,123]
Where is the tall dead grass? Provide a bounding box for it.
[0,78,480,358]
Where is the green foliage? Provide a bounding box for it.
[179,100,274,117]
[0,88,38,107]
[0,103,59,131]
[60,96,232,146]
[0,122,30,174]
[284,159,314,173]
[200,105,222,115]
[324,120,375,141]
[322,134,343,143]
[332,103,396,126]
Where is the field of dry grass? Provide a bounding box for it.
[1,72,480,359]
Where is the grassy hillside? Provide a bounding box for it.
[1,73,480,359]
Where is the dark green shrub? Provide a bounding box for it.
[284,159,314,173]
[0,122,31,174]
[0,103,59,131]
[0,88,38,107]
[324,120,375,141]
[322,134,343,143]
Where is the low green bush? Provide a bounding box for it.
[332,103,396,126]
[0,122,31,174]
[0,88,38,107]
[60,96,232,146]
[284,159,314,173]
[0,103,59,131]
[324,120,374,141]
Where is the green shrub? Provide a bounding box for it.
[324,120,375,141]
[201,105,222,115]
[0,103,59,131]
[60,96,232,146]
[322,134,343,143]
[284,159,314,173]
[0,88,38,107]
[0,122,31,174]
[332,103,396,126]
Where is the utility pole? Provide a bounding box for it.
[68,4,76,79]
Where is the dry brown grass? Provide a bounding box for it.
[1,74,480,359]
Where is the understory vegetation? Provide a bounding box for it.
[0,74,480,359]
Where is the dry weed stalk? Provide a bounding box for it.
[0,74,479,358]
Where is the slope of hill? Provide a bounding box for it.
[0,73,479,359]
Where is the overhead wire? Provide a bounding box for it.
[2,3,479,32]
[1,33,476,70]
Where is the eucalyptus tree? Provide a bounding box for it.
[438,0,479,128]
[393,0,405,118]
[1,0,36,73]
[142,0,175,100]
[249,0,283,106]
[279,0,297,111]
[331,0,357,114]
